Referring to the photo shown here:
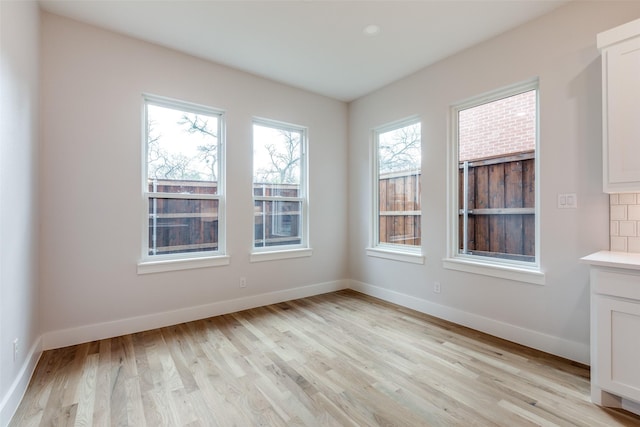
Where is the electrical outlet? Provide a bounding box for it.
[240,277,247,288]
[433,282,441,294]
[13,338,19,362]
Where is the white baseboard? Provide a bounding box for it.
[349,279,590,364]
[622,398,640,417]
[42,280,348,350]
[42,278,589,362]
[0,337,42,427]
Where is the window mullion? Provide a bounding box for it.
[253,196,303,203]
[146,192,220,201]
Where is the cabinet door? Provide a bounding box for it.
[597,296,640,401]
[603,36,640,192]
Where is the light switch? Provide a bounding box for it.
[558,193,577,209]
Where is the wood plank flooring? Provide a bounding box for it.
[10,290,640,426]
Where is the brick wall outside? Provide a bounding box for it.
[459,90,536,162]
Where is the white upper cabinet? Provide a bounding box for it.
[598,18,640,193]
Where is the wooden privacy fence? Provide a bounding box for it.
[253,183,301,248]
[148,180,219,255]
[150,151,534,258]
[148,180,302,255]
[458,151,535,261]
[379,172,421,246]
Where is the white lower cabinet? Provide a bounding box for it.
[584,259,640,412]
[595,293,640,402]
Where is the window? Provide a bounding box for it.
[139,95,226,271]
[370,118,422,259]
[446,80,543,284]
[252,119,308,254]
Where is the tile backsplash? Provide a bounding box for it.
[610,193,640,253]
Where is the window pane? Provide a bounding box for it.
[377,122,421,248]
[458,90,536,162]
[148,198,219,255]
[252,120,306,251]
[379,123,421,174]
[379,172,421,246]
[147,104,219,194]
[254,200,302,248]
[457,89,536,262]
[253,124,301,190]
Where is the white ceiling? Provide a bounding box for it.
[38,0,569,102]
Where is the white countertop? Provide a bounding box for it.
[581,250,640,270]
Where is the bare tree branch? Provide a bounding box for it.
[379,124,421,173]
[179,113,218,181]
[256,129,300,184]
[179,114,217,138]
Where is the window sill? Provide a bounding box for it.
[366,247,425,264]
[250,248,313,263]
[442,257,545,285]
[137,255,230,274]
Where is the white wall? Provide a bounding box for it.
[0,1,41,424]
[4,1,639,421]
[11,5,640,411]
[39,13,348,348]
[348,1,640,364]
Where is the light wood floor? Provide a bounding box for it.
[10,290,640,426]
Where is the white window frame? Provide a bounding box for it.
[444,79,544,285]
[367,116,424,264]
[137,94,228,274]
[250,118,311,263]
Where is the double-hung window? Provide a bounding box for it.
[445,80,543,284]
[252,119,309,259]
[368,118,423,263]
[139,95,226,273]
